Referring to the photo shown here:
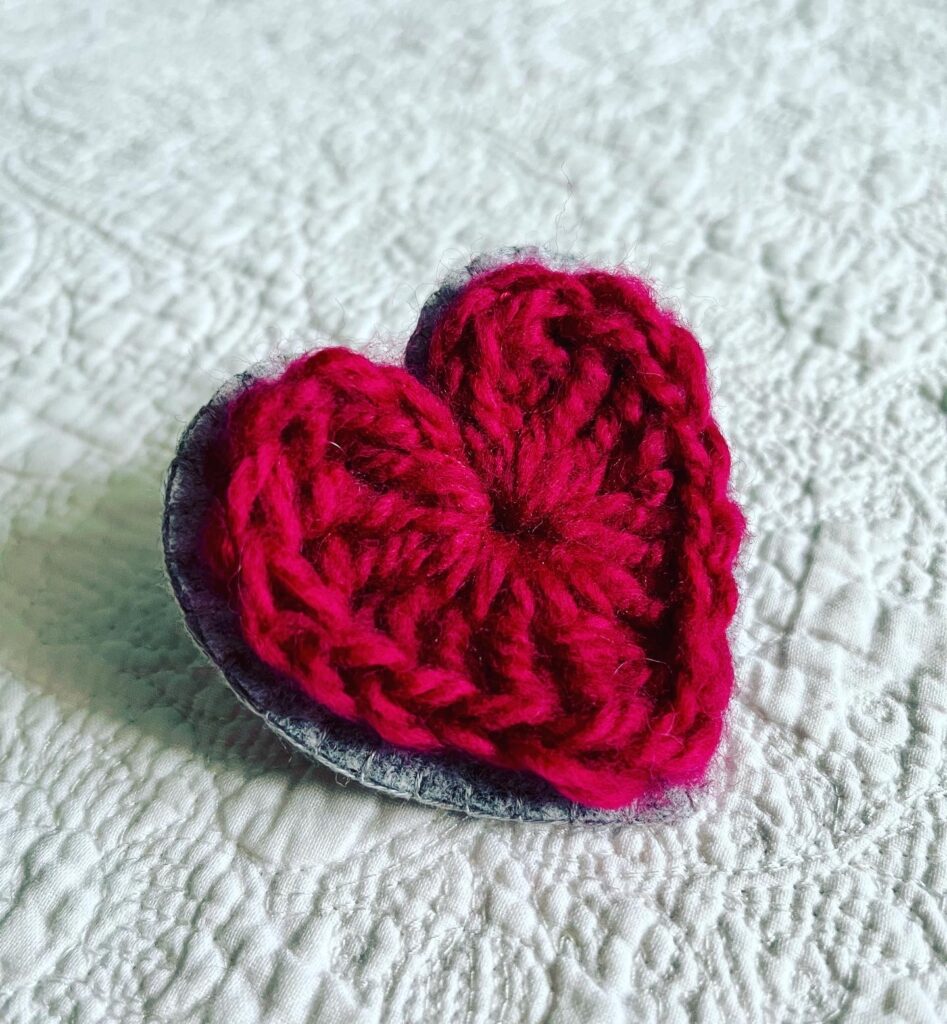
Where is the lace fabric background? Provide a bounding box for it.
[0,2,944,1021]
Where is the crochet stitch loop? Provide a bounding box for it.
[202,259,744,810]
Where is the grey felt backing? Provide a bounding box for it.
[162,252,696,824]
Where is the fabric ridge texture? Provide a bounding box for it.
[1,2,945,1022]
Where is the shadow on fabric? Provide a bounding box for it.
[0,465,345,788]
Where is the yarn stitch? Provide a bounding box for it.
[201,260,744,809]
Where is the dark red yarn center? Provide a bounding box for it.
[202,261,744,809]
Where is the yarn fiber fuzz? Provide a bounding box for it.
[201,258,744,810]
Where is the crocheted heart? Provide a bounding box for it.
[199,259,743,810]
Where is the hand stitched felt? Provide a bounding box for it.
[200,259,744,809]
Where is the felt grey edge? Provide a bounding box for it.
[161,248,702,825]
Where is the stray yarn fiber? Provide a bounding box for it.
[201,258,744,810]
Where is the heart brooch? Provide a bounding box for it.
[164,252,744,822]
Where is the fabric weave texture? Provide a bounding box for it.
[4,1,945,1018]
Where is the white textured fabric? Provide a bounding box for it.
[1,2,945,1021]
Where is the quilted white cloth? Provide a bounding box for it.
[1,2,945,1021]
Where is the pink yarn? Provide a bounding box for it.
[202,260,744,809]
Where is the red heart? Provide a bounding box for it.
[201,260,744,809]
